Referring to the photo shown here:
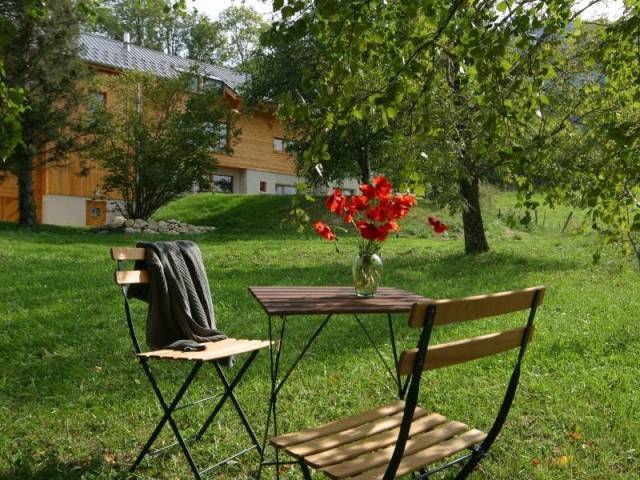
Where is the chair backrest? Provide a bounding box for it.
[110,247,149,354]
[111,247,149,284]
[397,286,545,376]
[382,286,545,480]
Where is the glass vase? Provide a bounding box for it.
[352,253,383,297]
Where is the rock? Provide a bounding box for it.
[117,217,214,235]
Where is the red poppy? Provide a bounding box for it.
[315,178,416,245]
[344,195,370,223]
[383,221,399,233]
[350,195,369,210]
[325,189,347,215]
[372,176,393,198]
[428,216,448,234]
[360,184,376,199]
[360,176,393,200]
[366,205,389,222]
[356,220,389,241]
[314,221,336,241]
[386,194,416,220]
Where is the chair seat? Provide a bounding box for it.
[270,401,487,479]
[137,338,272,362]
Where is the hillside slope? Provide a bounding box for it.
[153,191,577,239]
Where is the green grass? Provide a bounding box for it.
[1,192,639,479]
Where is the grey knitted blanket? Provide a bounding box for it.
[127,241,228,354]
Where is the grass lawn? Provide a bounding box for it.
[1,192,639,479]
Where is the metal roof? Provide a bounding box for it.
[79,33,246,92]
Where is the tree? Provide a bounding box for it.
[88,2,265,70]
[86,70,238,219]
[185,13,229,65]
[1,0,92,226]
[0,0,43,162]
[553,3,640,268]
[0,61,25,162]
[266,0,595,254]
[218,5,268,72]
[90,0,189,54]
[245,30,402,188]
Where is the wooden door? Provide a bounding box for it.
[86,200,106,226]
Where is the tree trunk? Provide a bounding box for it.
[16,153,37,226]
[358,145,371,184]
[459,177,489,254]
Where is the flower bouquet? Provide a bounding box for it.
[313,176,417,297]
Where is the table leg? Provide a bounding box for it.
[258,315,286,479]
[258,313,333,479]
[353,313,404,397]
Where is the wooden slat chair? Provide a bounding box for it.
[270,286,545,480]
[111,247,271,480]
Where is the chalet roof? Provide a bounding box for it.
[78,33,246,93]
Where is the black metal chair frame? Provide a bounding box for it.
[291,289,542,480]
[115,258,263,480]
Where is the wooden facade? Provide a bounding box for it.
[218,110,295,176]
[0,167,43,223]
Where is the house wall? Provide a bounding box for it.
[245,169,299,194]
[45,157,115,199]
[216,111,296,176]
[0,167,43,223]
[209,167,361,196]
[42,194,86,226]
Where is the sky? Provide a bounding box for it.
[189,0,624,22]
[189,0,272,20]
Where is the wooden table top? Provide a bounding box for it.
[248,286,431,316]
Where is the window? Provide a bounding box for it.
[217,123,228,150]
[88,92,106,122]
[273,138,288,153]
[259,181,267,193]
[188,76,199,92]
[202,77,223,92]
[275,184,297,195]
[211,174,233,193]
[203,122,228,151]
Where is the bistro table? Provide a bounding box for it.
[248,286,431,479]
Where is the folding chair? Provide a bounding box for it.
[110,247,271,480]
[269,286,545,479]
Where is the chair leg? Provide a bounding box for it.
[134,360,203,479]
[299,460,313,480]
[212,353,262,452]
[453,450,485,480]
[194,350,260,445]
